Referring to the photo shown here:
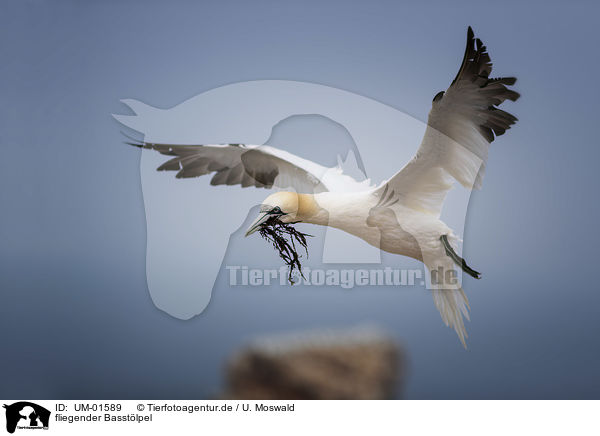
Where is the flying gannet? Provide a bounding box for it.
[126,27,519,346]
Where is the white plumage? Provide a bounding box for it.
[127,27,519,347]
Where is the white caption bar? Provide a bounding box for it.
[1,400,598,435]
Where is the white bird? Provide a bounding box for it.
[126,27,519,347]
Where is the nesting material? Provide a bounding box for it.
[258,217,311,284]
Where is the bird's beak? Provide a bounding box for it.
[245,211,271,237]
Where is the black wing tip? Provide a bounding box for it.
[489,76,518,87]
[121,131,148,148]
[452,26,478,86]
[435,27,520,144]
[125,141,143,148]
[502,76,517,86]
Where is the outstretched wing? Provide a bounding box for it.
[379,26,520,215]
[126,138,365,193]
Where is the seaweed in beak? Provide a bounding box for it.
[257,216,311,284]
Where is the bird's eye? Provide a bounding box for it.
[272,206,282,214]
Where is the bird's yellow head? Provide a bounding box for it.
[245,191,318,236]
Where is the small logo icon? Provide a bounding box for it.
[3,402,50,434]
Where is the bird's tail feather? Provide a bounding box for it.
[431,287,470,348]
[421,234,471,347]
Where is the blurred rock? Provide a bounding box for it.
[223,326,404,399]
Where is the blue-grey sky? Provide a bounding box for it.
[1,0,599,399]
